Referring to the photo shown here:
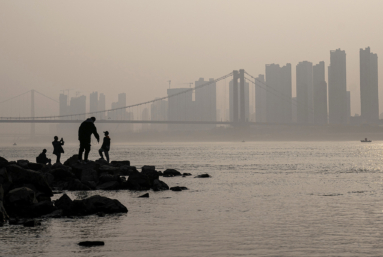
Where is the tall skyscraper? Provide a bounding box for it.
[313,61,328,124]
[296,61,313,123]
[195,78,216,129]
[70,95,86,120]
[167,88,193,130]
[90,92,98,119]
[151,99,168,131]
[265,63,292,123]
[99,93,106,120]
[229,80,249,122]
[255,74,267,122]
[328,49,348,124]
[360,47,379,124]
[347,91,351,123]
[59,94,68,116]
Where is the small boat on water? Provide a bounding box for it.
[361,138,372,143]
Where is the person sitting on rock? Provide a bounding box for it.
[52,136,65,164]
[99,131,111,163]
[36,149,51,165]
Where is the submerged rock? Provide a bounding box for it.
[163,169,182,177]
[69,195,128,216]
[170,186,188,191]
[78,241,104,247]
[139,193,149,198]
[23,219,41,227]
[195,174,211,178]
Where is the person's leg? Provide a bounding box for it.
[84,144,91,161]
[105,150,109,163]
[78,142,84,161]
[99,148,104,159]
[57,153,61,164]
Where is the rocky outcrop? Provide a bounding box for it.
[111,161,130,167]
[163,169,182,177]
[170,186,188,191]
[152,179,169,191]
[195,173,211,178]
[68,195,128,216]
[0,156,8,169]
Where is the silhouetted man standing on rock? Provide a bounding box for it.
[78,117,99,162]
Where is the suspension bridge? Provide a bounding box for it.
[0,69,318,137]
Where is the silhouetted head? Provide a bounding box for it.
[43,149,47,153]
[91,117,96,122]
[104,131,109,136]
[54,136,58,141]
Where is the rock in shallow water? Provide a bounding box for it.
[194,173,211,178]
[78,241,104,247]
[139,193,149,198]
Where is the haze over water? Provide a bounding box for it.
[2,141,383,256]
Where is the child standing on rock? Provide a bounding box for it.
[52,136,64,164]
[99,131,111,163]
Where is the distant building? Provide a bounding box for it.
[99,93,106,120]
[59,94,68,116]
[167,88,193,131]
[313,61,328,124]
[265,63,292,123]
[195,78,216,129]
[347,91,351,124]
[90,92,98,119]
[292,97,297,123]
[141,108,150,131]
[328,49,348,124]
[70,95,86,120]
[296,61,313,123]
[229,80,249,122]
[255,74,267,122]
[360,47,379,124]
[151,99,168,131]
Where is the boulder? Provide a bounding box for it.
[139,193,149,198]
[27,163,44,171]
[0,200,8,225]
[142,165,155,172]
[16,160,29,169]
[182,173,192,177]
[6,164,53,196]
[170,186,188,191]
[54,194,73,211]
[152,179,169,191]
[69,195,128,216]
[30,201,56,216]
[141,169,159,182]
[41,209,63,218]
[65,179,91,191]
[99,165,120,175]
[111,160,130,167]
[6,187,37,206]
[0,167,11,185]
[79,241,105,247]
[80,168,98,184]
[126,173,151,190]
[119,165,137,176]
[99,174,120,184]
[195,174,211,178]
[42,172,54,187]
[50,167,76,182]
[83,181,97,190]
[0,156,8,168]
[63,154,79,167]
[96,181,121,190]
[95,159,109,165]
[163,169,182,176]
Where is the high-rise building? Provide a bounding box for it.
[59,94,68,116]
[195,78,216,129]
[265,63,292,123]
[328,49,348,124]
[255,74,267,122]
[347,91,351,123]
[296,61,313,123]
[167,88,193,130]
[229,80,249,122]
[70,95,86,120]
[313,61,328,124]
[360,47,379,124]
[90,92,98,119]
[99,93,106,120]
[151,99,168,131]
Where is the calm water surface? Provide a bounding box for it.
[1,141,383,257]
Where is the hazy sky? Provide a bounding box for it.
[1,0,383,116]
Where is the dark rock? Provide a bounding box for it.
[31,201,56,216]
[97,212,105,217]
[95,159,109,166]
[158,171,163,176]
[0,200,8,224]
[23,219,41,227]
[7,187,37,206]
[0,167,11,185]
[195,173,211,178]
[65,179,91,191]
[152,179,169,191]
[80,168,98,184]
[6,164,53,196]
[78,241,105,247]
[99,165,120,175]
[111,160,130,167]
[42,172,54,186]
[141,169,159,182]
[9,218,23,225]
[139,193,149,198]
[0,156,8,169]
[170,186,188,191]
[36,192,51,203]
[50,167,76,182]
[69,195,127,216]
[163,174,174,177]
[54,194,73,211]
[0,184,4,201]
[163,169,182,176]
[83,181,97,190]
[41,209,63,218]
[99,174,120,184]
[27,163,44,171]
[183,173,192,176]
[126,173,151,190]
[96,181,121,190]
[63,155,79,167]
[119,165,137,176]
[142,165,155,172]
[16,160,29,169]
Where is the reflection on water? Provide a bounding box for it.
[1,141,383,256]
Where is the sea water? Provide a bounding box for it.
[1,141,383,257]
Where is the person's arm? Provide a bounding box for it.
[92,124,100,142]
[61,139,65,145]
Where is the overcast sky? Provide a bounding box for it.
[1,0,383,116]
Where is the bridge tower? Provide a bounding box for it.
[233,70,239,122]
[31,89,35,137]
[232,70,246,124]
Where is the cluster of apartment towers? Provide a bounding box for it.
[256,47,378,125]
[58,47,378,130]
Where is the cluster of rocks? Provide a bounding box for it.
[0,155,210,226]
